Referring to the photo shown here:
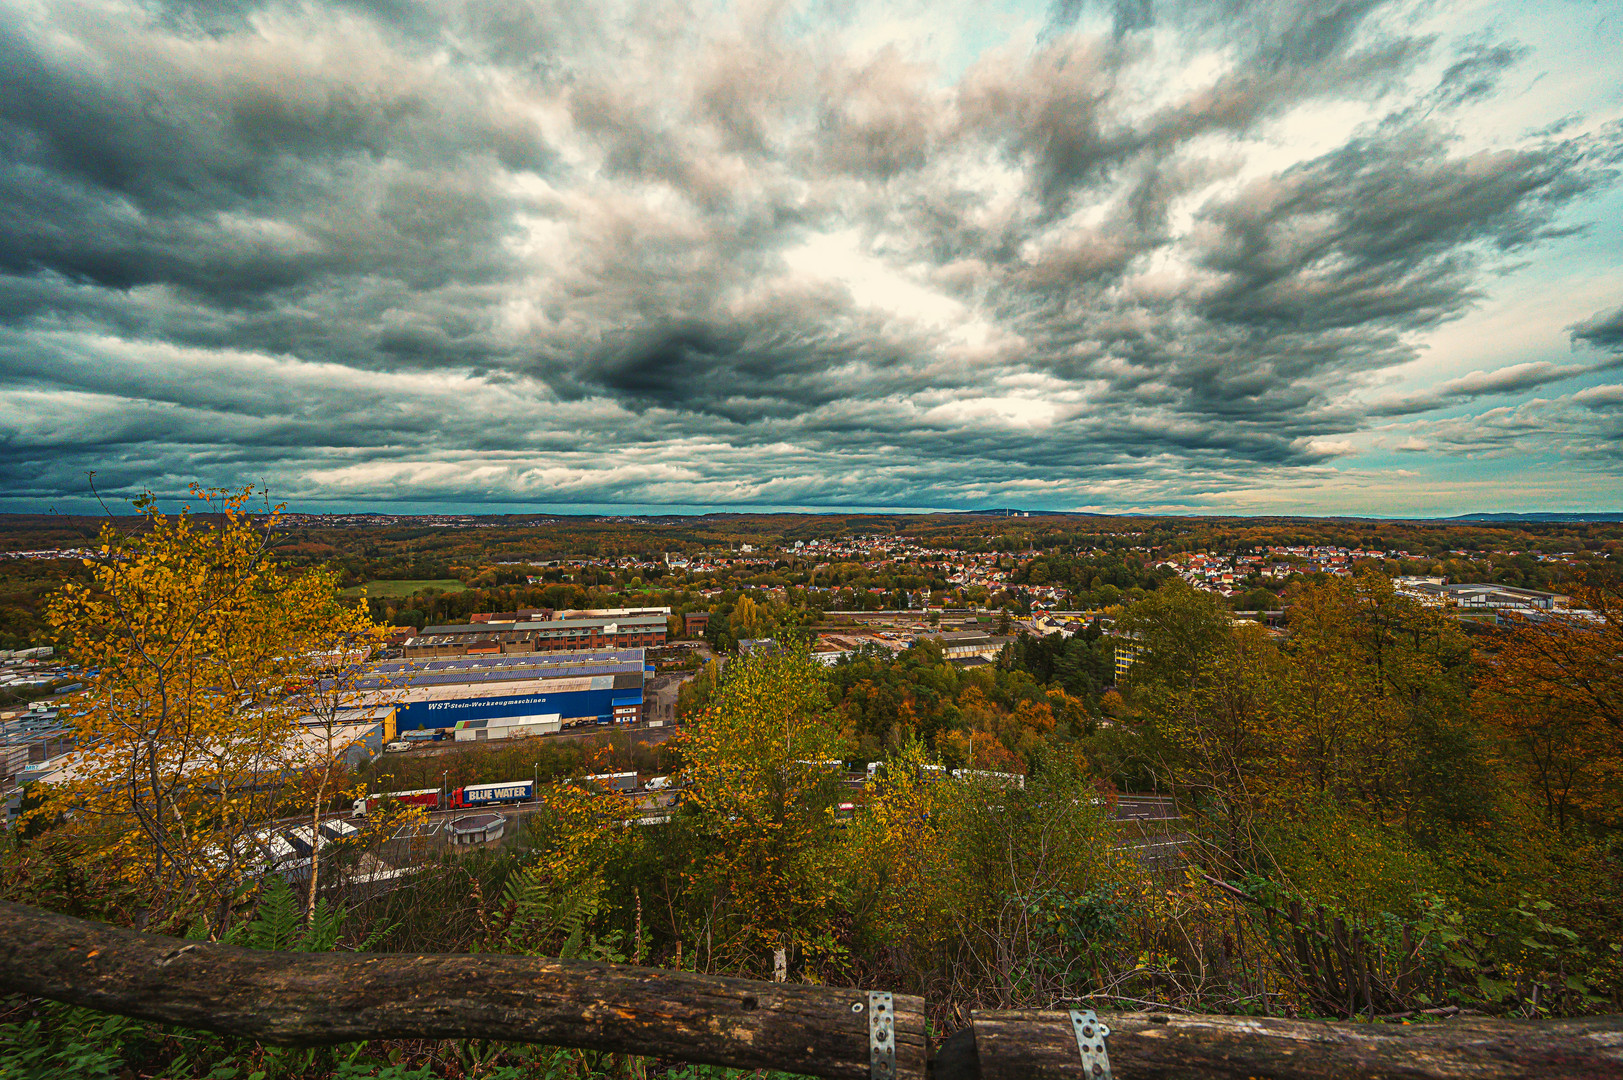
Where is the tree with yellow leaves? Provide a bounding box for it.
[845,741,941,939]
[673,647,849,973]
[1279,573,1478,827]
[849,741,1124,1008]
[43,485,385,932]
[1477,578,1623,830]
[728,594,768,640]
[1117,573,1486,877]
[1115,583,1283,858]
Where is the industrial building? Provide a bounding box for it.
[8,650,651,811]
[357,649,649,734]
[1,707,76,786]
[1394,580,1568,612]
[402,614,666,657]
[931,630,1013,665]
[10,714,389,802]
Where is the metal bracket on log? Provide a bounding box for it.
[1068,1009,1112,1080]
[869,990,895,1080]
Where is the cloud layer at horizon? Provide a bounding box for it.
[2,0,1621,515]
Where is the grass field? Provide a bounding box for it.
[341,578,467,598]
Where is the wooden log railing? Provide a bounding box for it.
[3,901,1622,1079]
[0,901,926,1080]
[952,1010,1623,1079]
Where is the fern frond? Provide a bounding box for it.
[244,877,301,952]
[494,869,606,957]
[299,898,344,952]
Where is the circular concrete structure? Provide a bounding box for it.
[447,812,506,845]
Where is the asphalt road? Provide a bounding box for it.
[1111,794,1181,821]
[383,722,679,758]
[262,781,1178,844]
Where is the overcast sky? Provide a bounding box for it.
[2,0,1620,517]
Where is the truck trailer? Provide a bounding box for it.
[448,780,535,809]
[352,787,443,817]
[583,771,639,793]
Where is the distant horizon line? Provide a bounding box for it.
[2,504,1619,525]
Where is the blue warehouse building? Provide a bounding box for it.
[357,649,649,732]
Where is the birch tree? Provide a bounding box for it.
[43,485,382,932]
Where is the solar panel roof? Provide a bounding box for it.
[349,648,646,691]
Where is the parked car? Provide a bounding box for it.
[383,740,412,753]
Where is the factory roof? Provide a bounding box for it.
[419,615,666,636]
[21,720,386,786]
[354,650,647,691]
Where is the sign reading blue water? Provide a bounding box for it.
[462,782,534,803]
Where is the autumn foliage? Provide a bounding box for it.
[39,486,384,931]
[1476,578,1623,830]
[6,504,1622,1036]
[671,648,850,968]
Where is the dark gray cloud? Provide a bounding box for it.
[0,0,1619,513]
[1431,41,1527,108]
[1572,303,1623,352]
[1367,361,1603,416]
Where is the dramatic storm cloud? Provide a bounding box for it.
[2,0,1620,514]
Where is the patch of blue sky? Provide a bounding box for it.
[769,0,1064,85]
[1364,173,1623,413]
